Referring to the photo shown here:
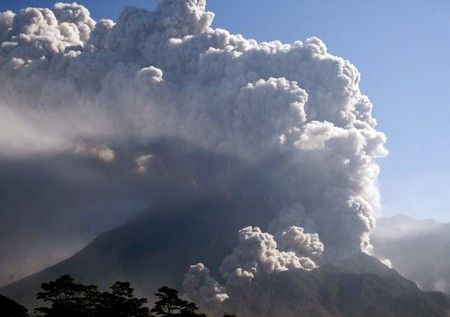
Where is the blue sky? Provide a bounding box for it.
[1,0,449,222]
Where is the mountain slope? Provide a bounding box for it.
[0,199,273,307]
[2,209,450,316]
[372,215,450,294]
[229,254,450,317]
[0,294,28,317]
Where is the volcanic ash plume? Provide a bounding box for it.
[0,0,386,300]
[184,226,324,313]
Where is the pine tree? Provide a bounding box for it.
[32,275,235,317]
[150,286,205,317]
[34,275,97,317]
[34,275,150,317]
[95,281,150,317]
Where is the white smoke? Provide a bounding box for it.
[135,153,155,174]
[183,226,322,315]
[221,226,319,279]
[0,0,386,289]
[183,263,229,312]
[75,142,115,163]
[277,226,324,261]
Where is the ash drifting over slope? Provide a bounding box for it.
[0,1,392,313]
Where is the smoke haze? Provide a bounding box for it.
[0,2,388,311]
[372,215,450,294]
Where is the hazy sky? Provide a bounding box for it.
[1,0,449,222]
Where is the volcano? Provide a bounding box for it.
[2,207,450,317]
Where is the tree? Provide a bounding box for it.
[150,286,205,317]
[34,275,97,317]
[0,294,28,317]
[35,275,151,317]
[32,275,233,317]
[95,281,150,317]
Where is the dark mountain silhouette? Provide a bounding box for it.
[2,208,450,316]
[0,294,28,317]
[1,199,272,307]
[225,253,450,317]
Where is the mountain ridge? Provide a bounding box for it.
[2,211,450,316]
[372,214,450,294]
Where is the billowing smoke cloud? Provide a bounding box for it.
[220,226,319,279]
[183,226,323,315]
[0,0,386,291]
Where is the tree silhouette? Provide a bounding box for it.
[34,274,96,317]
[150,286,205,317]
[96,281,150,317]
[14,275,237,317]
[34,275,150,317]
[0,294,28,317]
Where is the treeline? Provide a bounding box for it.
[1,275,235,317]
